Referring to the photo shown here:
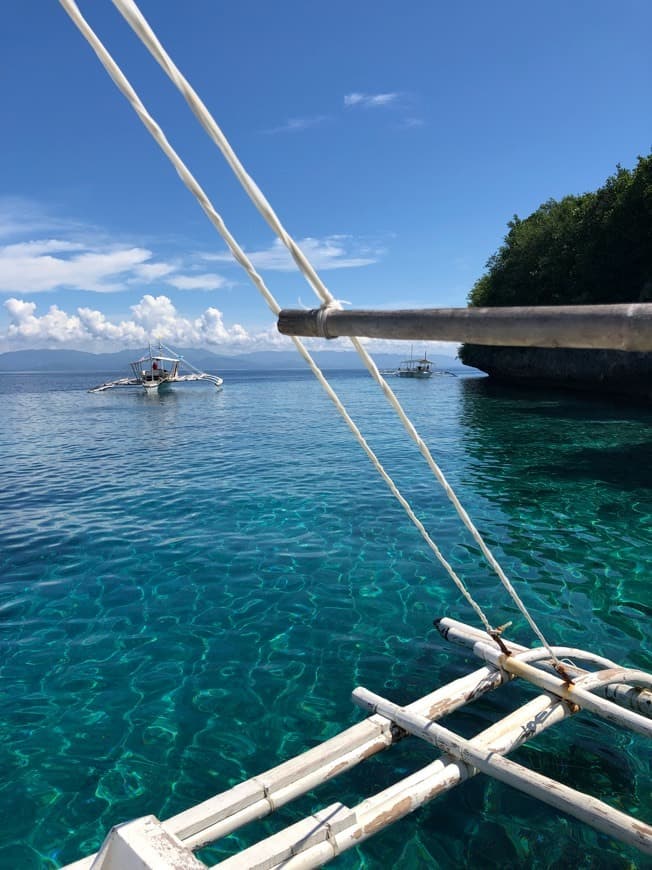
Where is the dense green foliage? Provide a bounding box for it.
[468,153,652,309]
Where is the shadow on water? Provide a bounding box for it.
[461,375,652,420]
[450,372,652,664]
[542,440,652,490]
[459,377,652,493]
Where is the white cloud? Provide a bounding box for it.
[1,295,459,358]
[77,306,148,345]
[264,116,330,134]
[131,261,176,282]
[129,294,178,332]
[400,117,425,129]
[344,93,423,129]
[0,239,163,294]
[0,201,380,307]
[5,298,86,344]
[344,92,401,108]
[1,239,86,257]
[204,236,382,272]
[1,294,279,352]
[167,273,228,291]
[0,236,230,296]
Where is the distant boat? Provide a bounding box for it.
[397,348,433,379]
[89,341,223,393]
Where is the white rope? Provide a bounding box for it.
[111,0,340,311]
[107,0,563,666]
[58,0,494,634]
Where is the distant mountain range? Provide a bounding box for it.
[0,346,465,373]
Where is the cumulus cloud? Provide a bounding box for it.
[344,92,401,108]
[1,295,460,358]
[204,236,383,272]
[5,298,87,344]
[76,306,149,345]
[1,294,287,352]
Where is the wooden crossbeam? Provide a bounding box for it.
[352,687,652,856]
[63,623,652,869]
[436,617,652,722]
[163,664,506,849]
[210,691,572,868]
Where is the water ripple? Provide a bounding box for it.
[0,371,650,868]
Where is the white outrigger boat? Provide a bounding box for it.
[397,347,433,378]
[89,341,223,393]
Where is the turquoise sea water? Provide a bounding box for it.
[0,368,650,869]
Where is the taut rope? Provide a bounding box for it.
[61,0,564,669]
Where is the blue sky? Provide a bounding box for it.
[0,0,650,354]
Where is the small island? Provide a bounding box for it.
[459,153,652,399]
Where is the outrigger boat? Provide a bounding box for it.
[89,341,223,393]
[397,346,433,378]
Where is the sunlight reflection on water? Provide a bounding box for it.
[0,370,650,868]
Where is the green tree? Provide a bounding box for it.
[466,153,652,310]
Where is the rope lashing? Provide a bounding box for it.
[62,0,565,671]
[315,302,343,340]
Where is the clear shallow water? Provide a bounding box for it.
[0,369,650,869]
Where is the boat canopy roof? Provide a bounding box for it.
[131,352,180,364]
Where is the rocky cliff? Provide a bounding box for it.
[460,346,652,401]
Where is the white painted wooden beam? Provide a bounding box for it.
[352,687,652,855]
[89,815,206,869]
[163,666,507,850]
[231,691,574,868]
[435,616,652,719]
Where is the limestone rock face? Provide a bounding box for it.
[461,346,652,401]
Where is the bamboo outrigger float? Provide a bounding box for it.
[58,1,651,866]
[64,617,652,868]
